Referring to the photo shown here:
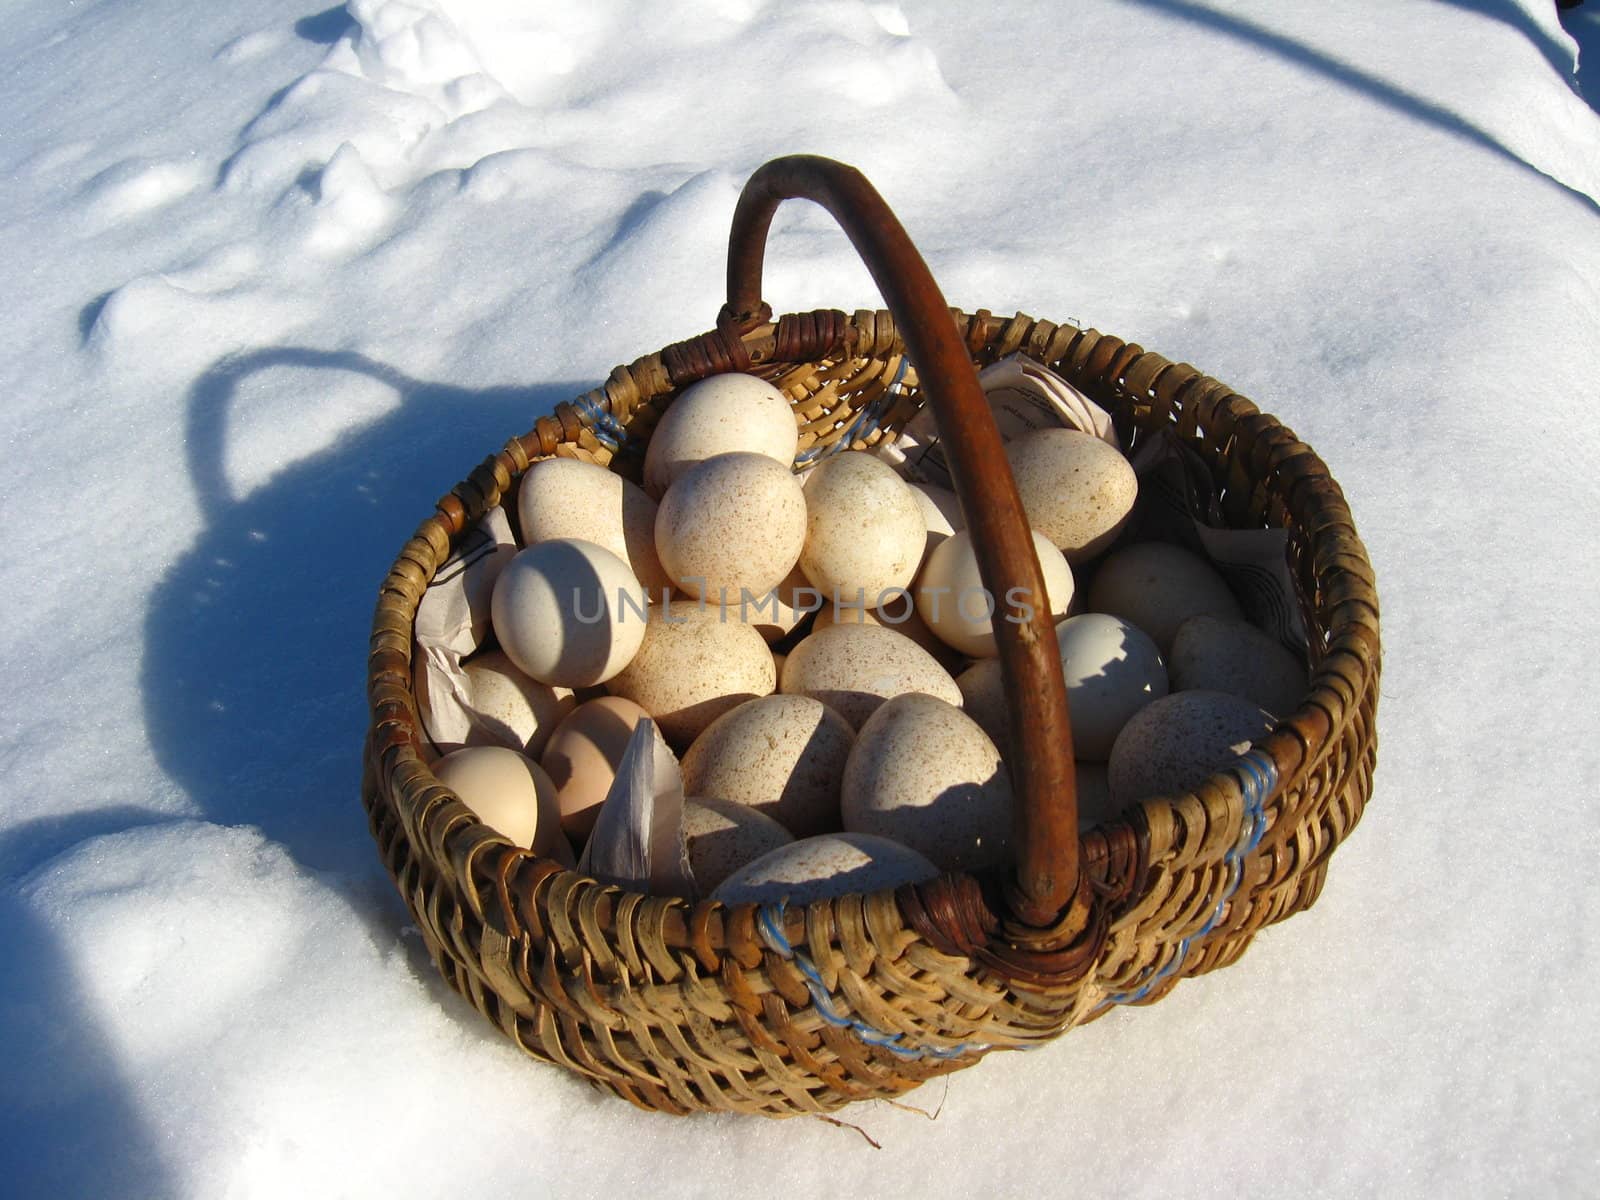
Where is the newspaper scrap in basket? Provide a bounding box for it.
[577,718,694,895]
[1128,429,1310,655]
[876,352,1120,484]
[413,505,519,751]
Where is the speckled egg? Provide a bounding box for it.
[916,529,1074,658]
[655,452,807,603]
[799,450,926,604]
[682,797,795,896]
[1086,541,1242,653]
[680,695,854,837]
[643,373,798,495]
[711,832,939,905]
[456,648,576,758]
[841,693,1013,873]
[1169,615,1308,718]
[1006,428,1138,562]
[780,623,962,729]
[1107,689,1274,805]
[516,457,671,593]
[539,696,650,839]
[490,538,649,687]
[815,596,956,668]
[433,746,573,865]
[606,600,776,747]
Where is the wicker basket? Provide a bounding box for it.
[362,155,1380,1118]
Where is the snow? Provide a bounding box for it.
[1,0,1597,1194]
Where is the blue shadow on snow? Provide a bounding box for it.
[140,348,581,882]
[1124,0,1600,217]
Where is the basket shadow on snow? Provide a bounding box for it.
[140,347,581,906]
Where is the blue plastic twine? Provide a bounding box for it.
[571,391,627,452]
[1094,749,1278,1011]
[755,903,985,1061]
[793,357,910,467]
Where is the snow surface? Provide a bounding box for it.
[1,0,1597,1194]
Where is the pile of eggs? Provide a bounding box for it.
[425,371,1309,904]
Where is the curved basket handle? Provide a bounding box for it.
[722,155,1080,927]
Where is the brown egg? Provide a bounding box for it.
[539,696,650,839]
[433,746,573,866]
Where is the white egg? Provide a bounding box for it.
[433,746,573,865]
[490,539,649,687]
[606,600,776,747]
[655,452,807,603]
[1106,689,1274,805]
[916,529,1074,658]
[799,450,926,604]
[780,622,963,728]
[682,797,795,896]
[711,832,939,906]
[1168,615,1308,718]
[1005,428,1138,562]
[680,695,854,837]
[515,457,671,592]
[841,693,1013,873]
[540,695,650,839]
[643,373,799,495]
[457,649,576,758]
[1086,541,1242,653]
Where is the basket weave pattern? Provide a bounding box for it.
[362,307,1379,1117]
